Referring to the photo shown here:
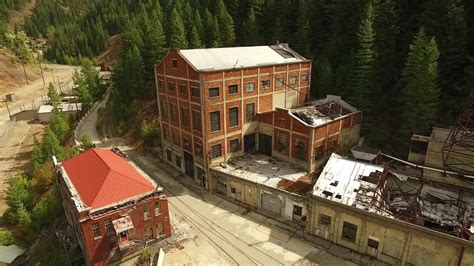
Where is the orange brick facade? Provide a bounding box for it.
[155,48,312,188]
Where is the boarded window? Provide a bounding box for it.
[276,78,284,87]
[289,75,297,84]
[229,107,238,127]
[179,84,187,94]
[261,80,270,88]
[315,145,324,160]
[172,59,178,68]
[246,103,255,122]
[168,82,175,92]
[228,84,238,94]
[230,139,239,152]
[295,140,305,160]
[342,222,357,242]
[210,111,220,132]
[191,86,200,98]
[192,111,202,132]
[170,104,177,122]
[245,82,255,92]
[209,87,219,98]
[181,107,190,127]
[212,144,221,158]
[92,223,100,238]
[278,134,287,154]
[319,214,331,225]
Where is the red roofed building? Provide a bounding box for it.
[57,148,171,265]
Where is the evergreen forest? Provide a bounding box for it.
[5,0,474,153]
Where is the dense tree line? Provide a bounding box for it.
[22,0,474,151]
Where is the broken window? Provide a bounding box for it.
[230,139,239,152]
[156,223,164,237]
[368,238,379,249]
[192,111,202,132]
[261,79,270,89]
[228,84,238,94]
[301,74,309,82]
[175,155,181,167]
[212,144,221,158]
[210,111,220,132]
[342,222,357,242]
[155,201,161,216]
[195,142,203,158]
[295,140,306,160]
[172,59,178,68]
[179,84,187,94]
[191,86,200,98]
[229,107,238,127]
[276,78,284,87]
[293,205,302,216]
[166,149,172,161]
[278,133,288,154]
[172,133,180,145]
[289,75,297,84]
[181,107,190,127]
[328,140,337,154]
[319,214,331,226]
[144,205,151,220]
[315,145,324,160]
[245,82,255,92]
[170,104,177,122]
[92,223,101,238]
[104,220,114,234]
[168,81,175,92]
[209,87,219,98]
[183,137,191,151]
[158,80,164,90]
[246,103,255,122]
[145,227,153,239]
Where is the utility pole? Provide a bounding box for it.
[21,61,29,85]
[38,59,45,86]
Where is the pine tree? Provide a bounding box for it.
[400,28,440,137]
[215,0,235,46]
[295,0,310,56]
[348,2,376,127]
[121,22,143,53]
[169,8,187,48]
[203,9,221,47]
[42,128,65,161]
[241,7,259,46]
[189,25,203,48]
[122,45,146,99]
[47,83,60,109]
[142,15,166,78]
[6,175,29,211]
[193,9,204,42]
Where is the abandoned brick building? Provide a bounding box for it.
[155,44,361,188]
[56,148,171,265]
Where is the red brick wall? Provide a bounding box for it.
[292,135,310,161]
[274,109,292,130]
[258,112,273,125]
[259,95,273,113]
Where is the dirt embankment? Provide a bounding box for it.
[7,0,37,28]
[0,47,41,95]
[96,34,122,65]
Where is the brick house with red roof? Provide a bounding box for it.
[56,148,171,265]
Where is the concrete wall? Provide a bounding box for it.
[10,110,38,121]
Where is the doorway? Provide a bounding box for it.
[183,151,194,178]
[258,133,272,156]
[244,133,256,153]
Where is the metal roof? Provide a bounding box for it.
[0,245,24,264]
[179,44,308,72]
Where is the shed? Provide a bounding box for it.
[37,103,82,122]
[0,245,25,266]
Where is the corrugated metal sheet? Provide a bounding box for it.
[179,45,307,71]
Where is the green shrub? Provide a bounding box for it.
[139,121,159,146]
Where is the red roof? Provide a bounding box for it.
[62,148,156,210]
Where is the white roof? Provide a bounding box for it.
[313,153,383,208]
[0,245,24,263]
[38,103,82,114]
[179,44,307,71]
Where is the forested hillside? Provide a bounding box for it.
[21,0,474,152]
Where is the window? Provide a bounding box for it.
[172,133,180,145]
[155,201,161,216]
[212,144,221,158]
[92,223,101,238]
[328,140,337,154]
[192,111,202,132]
[160,100,167,118]
[229,107,238,127]
[230,139,239,152]
[179,84,187,94]
[172,59,178,68]
[191,86,200,98]
[210,111,220,132]
[181,107,190,127]
[342,222,357,242]
[209,87,219,98]
[163,128,169,140]
[145,227,153,239]
[166,149,172,161]
[278,134,287,154]
[168,81,175,92]
[315,145,324,160]
[246,103,255,122]
[319,214,331,226]
[261,80,270,88]
[175,155,181,167]
[278,118,286,127]
[293,205,302,216]
[245,82,255,92]
[289,75,297,84]
[301,74,309,82]
[228,84,238,94]
[170,104,177,122]
[230,187,236,194]
[183,137,191,151]
[195,142,203,158]
[144,205,151,220]
[295,140,305,160]
[156,223,164,237]
[158,80,164,90]
[276,78,284,87]
[368,238,379,249]
[105,220,114,234]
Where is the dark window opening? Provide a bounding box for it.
[172,59,178,68]
[315,146,324,160]
[191,87,200,98]
[278,134,287,154]
[228,84,238,94]
[209,87,219,98]
[195,142,203,158]
[319,214,331,225]
[192,111,202,132]
[262,80,270,88]
[229,107,238,127]
[246,103,255,122]
[181,107,190,127]
[342,222,357,242]
[368,238,379,249]
[170,104,177,122]
[179,84,187,94]
[168,82,175,92]
[212,144,221,158]
[210,111,220,132]
[295,140,305,160]
[230,139,239,152]
[158,80,164,90]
